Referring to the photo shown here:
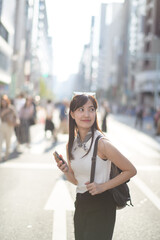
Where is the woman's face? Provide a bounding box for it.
[71,99,96,131]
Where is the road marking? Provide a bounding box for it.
[0,162,57,170]
[44,178,75,240]
[136,165,160,171]
[108,118,160,158]
[133,176,160,210]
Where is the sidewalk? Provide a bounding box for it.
[112,114,160,145]
[1,123,44,159]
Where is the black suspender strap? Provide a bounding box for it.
[90,135,101,183]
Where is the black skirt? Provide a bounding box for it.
[45,119,54,132]
[74,190,116,240]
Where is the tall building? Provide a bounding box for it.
[77,16,98,92]
[0,0,16,95]
[9,0,53,97]
[115,0,131,105]
[132,0,160,108]
[97,2,124,101]
[11,0,27,97]
[77,44,91,91]
[30,0,53,96]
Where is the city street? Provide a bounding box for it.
[0,116,160,240]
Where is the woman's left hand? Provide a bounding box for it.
[85,182,104,195]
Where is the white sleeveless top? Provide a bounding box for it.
[71,130,111,193]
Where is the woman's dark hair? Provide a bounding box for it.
[67,94,102,160]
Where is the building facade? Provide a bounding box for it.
[131,0,160,109]
[0,0,53,98]
[0,0,16,95]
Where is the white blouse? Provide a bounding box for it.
[71,130,111,193]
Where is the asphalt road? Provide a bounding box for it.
[0,117,160,240]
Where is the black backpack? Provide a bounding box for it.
[90,135,133,210]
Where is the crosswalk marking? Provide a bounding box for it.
[136,165,160,171]
[44,178,75,240]
[0,162,57,169]
[1,162,160,172]
[133,176,160,210]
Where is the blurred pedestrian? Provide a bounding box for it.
[135,104,144,129]
[14,93,26,147]
[14,93,26,114]
[101,100,110,132]
[54,93,137,240]
[18,97,34,147]
[58,99,69,134]
[154,107,160,136]
[0,95,19,161]
[28,97,37,126]
[44,99,57,141]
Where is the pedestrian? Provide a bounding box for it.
[44,99,57,141]
[54,93,137,240]
[14,93,26,149]
[58,99,69,134]
[154,107,160,135]
[0,95,19,161]
[101,100,110,132]
[18,97,34,147]
[135,104,144,129]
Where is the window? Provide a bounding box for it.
[154,0,160,37]
[0,51,10,71]
[145,42,151,52]
[0,22,9,42]
[0,0,2,17]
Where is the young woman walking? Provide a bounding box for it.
[55,93,137,240]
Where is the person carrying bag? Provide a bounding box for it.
[54,93,137,240]
[0,95,19,161]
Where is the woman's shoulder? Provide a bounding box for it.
[94,129,104,137]
[95,132,111,151]
[94,130,107,141]
[93,131,110,159]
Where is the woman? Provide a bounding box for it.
[0,95,18,161]
[18,97,34,146]
[55,93,137,240]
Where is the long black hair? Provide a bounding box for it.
[67,94,102,160]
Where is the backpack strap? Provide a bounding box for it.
[90,135,102,183]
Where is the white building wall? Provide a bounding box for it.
[0,0,16,89]
[98,3,123,91]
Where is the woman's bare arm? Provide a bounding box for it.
[86,138,137,195]
[99,138,136,190]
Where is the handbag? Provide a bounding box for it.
[90,135,133,210]
[29,117,35,126]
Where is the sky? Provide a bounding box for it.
[45,0,124,82]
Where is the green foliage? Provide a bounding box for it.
[39,78,54,99]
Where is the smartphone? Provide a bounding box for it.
[53,151,65,164]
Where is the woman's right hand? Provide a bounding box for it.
[56,155,69,173]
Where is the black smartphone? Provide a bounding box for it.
[53,151,65,164]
